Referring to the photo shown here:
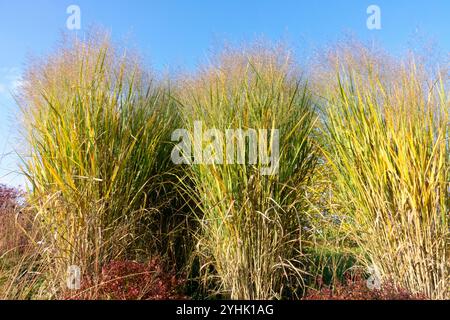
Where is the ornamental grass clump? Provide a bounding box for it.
[19,32,179,294]
[322,57,449,299]
[177,44,320,299]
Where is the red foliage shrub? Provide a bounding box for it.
[304,273,427,300]
[0,184,20,209]
[0,185,28,254]
[67,258,186,300]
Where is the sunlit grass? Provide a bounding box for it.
[18,32,180,296]
[322,59,449,299]
[176,44,320,299]
[0,33,446,300]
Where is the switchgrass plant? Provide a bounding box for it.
[321,59,449,299]
[177,44,320,299]
[18,32,180,295]
[4,32,447,300]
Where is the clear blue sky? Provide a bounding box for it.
[0,0,449,187]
